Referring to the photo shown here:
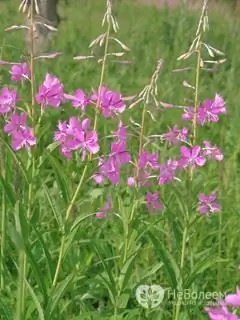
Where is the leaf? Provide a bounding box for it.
[45,273,74,317]
[184,256,227,287]
[43,184,64,233]
[148,231,182,290]
[0,175,15,207]
[32,225,55,282]
[47,155,71,204]
[24,278,45,320]
[118,244,142,292]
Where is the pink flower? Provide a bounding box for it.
[203,141,224,161]
[112,121,127,142]
[36,73,65,108]
[159,159,178,185]
[179,146,206,169]
[10,63,30,82]
[205,305,239,320]
[138,151,159,170]
[182,94,227,125]
[96,197,112,219]
[91,85,125,118]
[127,150,159,188]
[161,125,189,145]
[65,89,90,111]
[198,192,221,215]
[225,288,240,307]
[0,87,18,113]
[145,192,164,214]
[54,117,99,159]
[4,112,36,151]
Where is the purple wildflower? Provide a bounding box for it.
[198,192,221,215]
[91,85,125,118]
[138,151,159,170]
[161,125,189,145]
[179,146,206,169]
[10,63,30,82]
[54,117,99,159]
[205,305,239,320]
[128,151,159,188]
[145,192,164,214]
[112,121,127,142]
[0,87,18,113]
[96,197,112,219]
[65,89,90,111]
[4,112,36,151]
[182,94,227,125]
[94,141,131,185]
[36,73,65,108]
[225,288,240,307]
[203,141,224,161]
[159,159,179,185]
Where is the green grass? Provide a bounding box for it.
[0,0,240,319]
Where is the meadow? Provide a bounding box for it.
[0,0,240,319]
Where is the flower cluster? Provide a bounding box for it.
[54,117,99,159]
[93,122,131,185]
[0,63,226,218]
[4,112,36,151]
[182,93,227,125]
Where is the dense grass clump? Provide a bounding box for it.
[0,1,240,319]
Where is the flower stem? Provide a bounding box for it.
[93,22,111,132]
[16,2,36,317]
[52,163,88,287]
[0,192,6,290]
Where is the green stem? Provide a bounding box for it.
[174,226,188,320]
[192,43,201,148]
[93,22,111,132]
[16,1,36,317]
[52,164,88,287]
[217,123,225,290]
[0,192,6,290]
[135,102,147,181]
[15,249,25,320]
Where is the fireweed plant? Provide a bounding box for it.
[0,0,239,319]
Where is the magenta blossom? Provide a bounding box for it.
[91,85,125,118]
[36,73,65,108]
[159,159,179,185]
[138,151,159,170]
[128,151,159,188]
[203,141,224,161]
[161,125,189,145]
[198,192,221,215]
[112,121,127,142]
[54,117,99,159]
[4,112,36,151]
[0,87,18,113]
[179,145,206,169]
[205,305,239,320]
[145,192,164,214]
[10,63,30,82]
[65,89,90,111]
[182,94,227,125]
[94,141,131,185]
[225,288,240,307]
[96,197,112,219]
